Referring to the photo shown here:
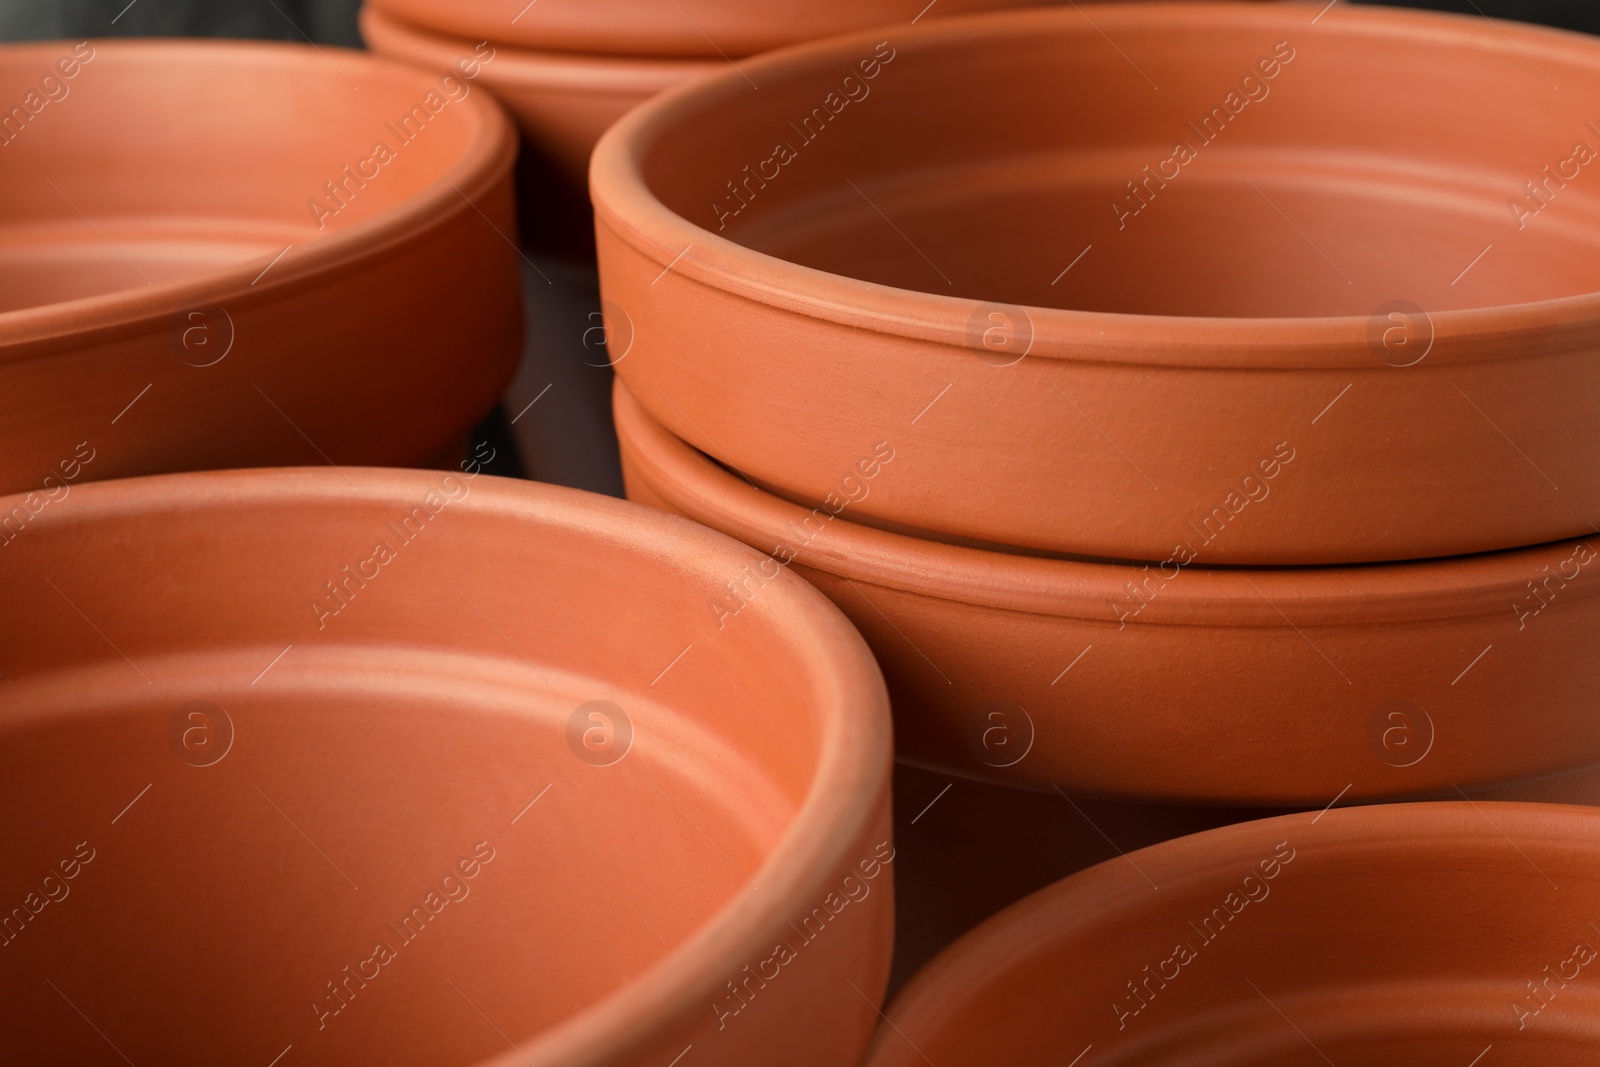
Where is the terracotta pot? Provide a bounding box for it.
[892,757,1600,995]
[615,380,1600,807]
[0,467,893,1066]
[0,40,521,497]
[867,801,1600,1065]
[593,2,1600,565]
[366,0,1059,59]
[360,7,719,190]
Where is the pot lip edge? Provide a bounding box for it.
[590,2,1600,367]
[613,378,1600,622]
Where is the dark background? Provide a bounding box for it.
[0,1,1593,44]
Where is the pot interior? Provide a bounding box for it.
[0,42,490,314]
[875,806,1600,1065]
[644,9,1600,318]
[0,474,832,1067]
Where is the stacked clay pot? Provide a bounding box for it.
[594,1,1600,975]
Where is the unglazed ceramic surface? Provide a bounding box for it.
[360,8,719,187]
[616,379,1600,807]
[866,802,1600,1066]
[0,468,892,1067]
[365,0,1058,59]
[0,40,522,495]
[594,3,1600,564]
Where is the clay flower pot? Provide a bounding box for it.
[593,3,1600,564]
[366,0,1058,59]
[0,40,522,496]
[360,7,719,189]
[0,468,893,1066]
[615,380,1600,808]
[866,802,1600,1065]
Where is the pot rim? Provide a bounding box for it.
[614,380,1600,625]
[591,2,1600,369]
[0,38,517,358]
[874,801,1600,1055]
[4,467,893,1067]
[361,7,724,90]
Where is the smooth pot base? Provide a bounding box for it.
[866,803,1600,1067]
[614,379,1600,807]
[595,3,1600,563]
[0,469,893,1067]
[0,41,522,494]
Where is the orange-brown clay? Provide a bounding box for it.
[360,8,719,189]
[616,379,1600,807]
[0,40,522,496]
[365,0,1059,59]
[867,802,1600,1066]
[0,468,893,1067]
[593,3,1600,564]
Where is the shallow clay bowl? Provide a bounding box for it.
[867,802,1600,1066]
[594,3,1600,564]
[360,8,719,188]
[0,40,521,496]
[366,0,1057,59]
[0,467,892,1067]
[616,380,1600,807]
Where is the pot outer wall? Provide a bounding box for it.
[614,380,1600,809]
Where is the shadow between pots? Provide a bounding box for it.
[888,760,1294,993]
[504,258,625,496]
